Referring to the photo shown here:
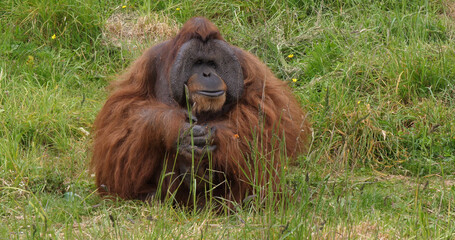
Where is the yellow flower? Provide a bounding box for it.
[357,101,361,104]
[292,78,297,83]
[26,55,34,65]
[51,34,56,40]
[122,5,126,9]
[233,134,239,139]
[287,54,294,58]
[176,7,181,11]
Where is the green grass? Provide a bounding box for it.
[1,0,455,238]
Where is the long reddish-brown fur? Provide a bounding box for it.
[91,17,311,205]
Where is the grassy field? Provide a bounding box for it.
[1,0,454,239]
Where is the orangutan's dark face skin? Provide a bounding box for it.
[169,38,243,114]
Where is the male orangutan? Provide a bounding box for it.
[91,17,311,207]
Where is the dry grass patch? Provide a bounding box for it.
[318,221,390,240]
[443,0,455,19]
[103,12,178,49]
